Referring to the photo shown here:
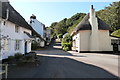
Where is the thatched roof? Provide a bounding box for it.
[1,2,44,40]
[1,2,32,30]
[75,13,111,32]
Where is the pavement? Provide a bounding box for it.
[7,40,120,78]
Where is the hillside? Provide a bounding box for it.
[49,1,120,37]
[49,13,86,37]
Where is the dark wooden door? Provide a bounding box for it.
[25,42,27,54]
[113,44,118,51]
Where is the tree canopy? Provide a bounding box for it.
[49,13,86,37]
[49,1,120,37]
[96,1,120,31]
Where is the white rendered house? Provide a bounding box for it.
[45,28,52,45]
[0,2,33,60]
[29,15,46,47]
[71,5,113,53]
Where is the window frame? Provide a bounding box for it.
[3,39,9,50]
[15,40,20,51]
[15,24,19,33]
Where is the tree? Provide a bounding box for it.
[49,13,86,37]
[97,1,120,31]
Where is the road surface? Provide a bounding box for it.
[8,40,119,78]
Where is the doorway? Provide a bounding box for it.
[113,44,118,52]
[25,42,27,54]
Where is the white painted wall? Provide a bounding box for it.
[34,37,45,47]
[119,45,120,51]
[0,19,32,60]
[72,35,77,50]
[99,30,113,51]
[72,30,113,52]
[79,30,91,51]
[40,41,45,47]
[72,33,80,51]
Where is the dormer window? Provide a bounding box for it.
[30,20,35,24]
[15,24,19,33]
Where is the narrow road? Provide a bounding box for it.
[8,40,119,78]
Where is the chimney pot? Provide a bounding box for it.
[30,14,36,19]
[91,5,94,9]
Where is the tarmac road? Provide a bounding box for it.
[8,40,119,78]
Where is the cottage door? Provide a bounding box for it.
[113,44,118,52]
[25,42,27,54]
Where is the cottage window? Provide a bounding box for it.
[15,24,19,33]
[3,39,9,50]
[15,40,20,50]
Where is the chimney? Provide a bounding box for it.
[91,5,93,9]
[30,14,36,19]
[90,5,96,18]
[89,5,99,51]
[89,5,98,30]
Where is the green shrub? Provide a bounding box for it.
[31,41,38,50]
[57,34,63,39]
[14,53,23,60]
[8,56,15,61]
[62,42,71,48]
[62,42,72,51]
[24,55,33,61]
[63,47,69,51]
[61,33,72,51]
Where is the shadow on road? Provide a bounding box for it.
[7,55,119,78]
[7,39,120,78]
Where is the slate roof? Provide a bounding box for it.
[75,13,111,32]
[32,28,44,41]
[1,2,32,30]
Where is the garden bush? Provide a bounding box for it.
[62,42,72,51]
[57,34,63,39]
[14,53,23,60]
[63,47,69,51]
[8,56,15,61]
[31,41,38,50]
[8,56,15,63]
[62,33,72,51]
[7,52,38,65]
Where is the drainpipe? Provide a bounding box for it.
[0,0,9,60]
[6,9,9,20]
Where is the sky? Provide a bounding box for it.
[9,1,113,27]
